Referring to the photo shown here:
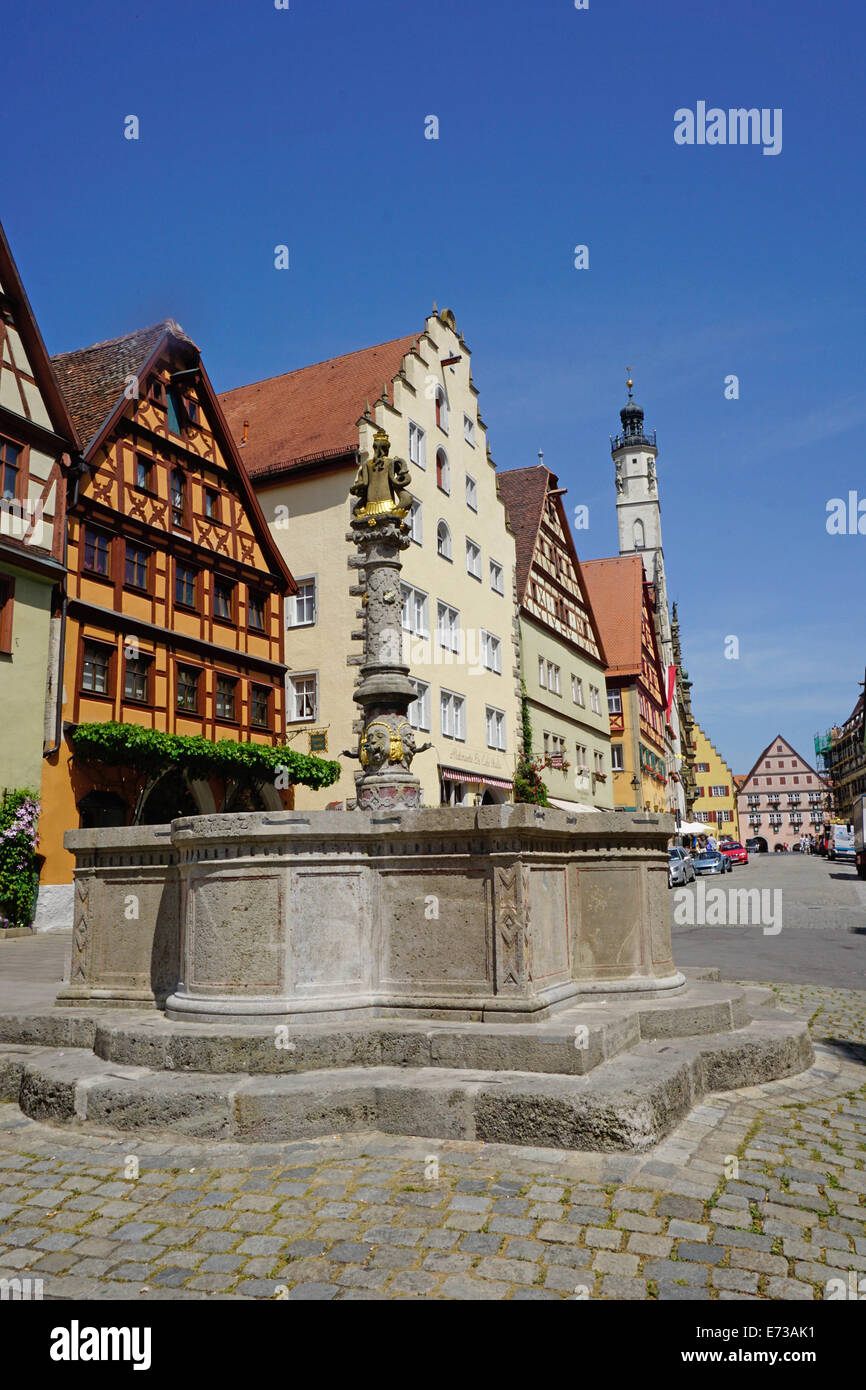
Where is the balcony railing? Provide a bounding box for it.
[610,429,657,452]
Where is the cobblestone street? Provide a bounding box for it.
[1,977,863,1301]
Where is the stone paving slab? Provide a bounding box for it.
[0,980,862,1300]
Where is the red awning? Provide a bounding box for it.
[440,766,513,791]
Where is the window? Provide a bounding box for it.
[607,688,622,714]
[436,448,450,493]
[594,750,605,774]
[436,520,452,560]
[215,676,237,721]
[633,519,645,550]
[149,378,166,407]
[123,653,151,703]
[437,602,460,653]
[435,387,449,433]
[490,559,504,594]
[612,744,624,771]
[185,397,199,428]
[589,684,601,714]
[486,706,506,751]
[251,685,271,729]
[697,762,711,773]
[408,498,423,544]
[575,743,588,773]
[401,583,429,637]
[288,578,316,627]
[204,488,220,521]
[82,641,111,695]
[288,672,317,721]
[547,661,561,694]
[572,676,585,706]
[544,732,566,758]
[466,539,481,579]
[135,456,152,491]
[709,785,729,798]
[124,543,149,591]
[464,415,476,447]
[408,421,426,469]
[408,678,430,731]
[214,579,234,623]
[440,689,466,740]
[175,562,197,609]
[83,528,110,577]
[171,469,186,528]
[481,631,502,674]
[166,391,181,436]
[176,665,200,713]
[0,577,13,654]
[248,590,266,630]
[465,474,478,510]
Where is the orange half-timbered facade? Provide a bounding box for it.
[41,319,296,892]
[582,555,669,813]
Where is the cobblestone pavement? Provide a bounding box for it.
[0,983,863,1301]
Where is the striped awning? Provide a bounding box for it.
[440,766,513,791]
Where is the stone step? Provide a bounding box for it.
[0,981,763,1079]
[0,1012,813,1152]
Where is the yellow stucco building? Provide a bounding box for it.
[691,722,740,841]
[220,308,521,807]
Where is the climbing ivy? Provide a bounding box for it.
[0,790,40,930]
[71,722,341,822]
[513,683,549,807]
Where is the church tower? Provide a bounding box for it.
[610,374,673,668]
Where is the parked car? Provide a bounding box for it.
[692,850,732,876]
[668,847,696,888]
[745,837,766,855]
[720,841,748,866]
[828,823,855,864]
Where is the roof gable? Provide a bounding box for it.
[219,333,421,479]
[738,733,826,789]
[0,219,79,448]
[581,555,646,676]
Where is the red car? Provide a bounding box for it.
[719,841,748,866]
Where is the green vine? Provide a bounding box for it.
[71,722,341,822]
[0,790,40,929]
[513,684,549,806]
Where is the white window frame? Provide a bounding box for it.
[408,420,426,469]
[593,750,605,774]
[440,687,465,741]
[607,688,622,714]
[465,474,478,511]
[408,678,430,731]
[538,657,546,689]
[547,661,561,695]
[589,684,601,714]
[436,519,452,560]
[408,498,423,544]
[287,671,317,722]
[611,743,624,771]
[287,576,317,628]
[401,583,429,637]
[435,448,450,494]
[466,538,482,580]
[463,414,476,447]
[437,601,460,653]
[435,387,449,434]
[572,675,585,707]
[485,705,506,751]
[481,630,502,675]
[489,558,504,594]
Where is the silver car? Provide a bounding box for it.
[692,850,732,876]
[668,847,696,888]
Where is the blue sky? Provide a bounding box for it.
[3,0,864,773]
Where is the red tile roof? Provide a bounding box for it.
[51,320,195,451]
[495,465,549,602]
[219,334,421,480]
[580,555,645,676]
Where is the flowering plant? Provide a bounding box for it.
[0,790,40,929]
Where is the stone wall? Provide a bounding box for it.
[61,805,680,1023]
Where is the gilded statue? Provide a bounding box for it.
[351,429,413,518]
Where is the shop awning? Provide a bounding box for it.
[440,766,513,791]
[547,797,603,813]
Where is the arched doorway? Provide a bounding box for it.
[77,790,129,829]
[139,772,199,825]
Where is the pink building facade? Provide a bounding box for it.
[737,734,829,851]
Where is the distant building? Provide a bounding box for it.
[497,463,612,810]
[582,555,669,813]
[691,723,740,841]
[816,693,865,823]
[736,734,829,850]
[609,377,692,819]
